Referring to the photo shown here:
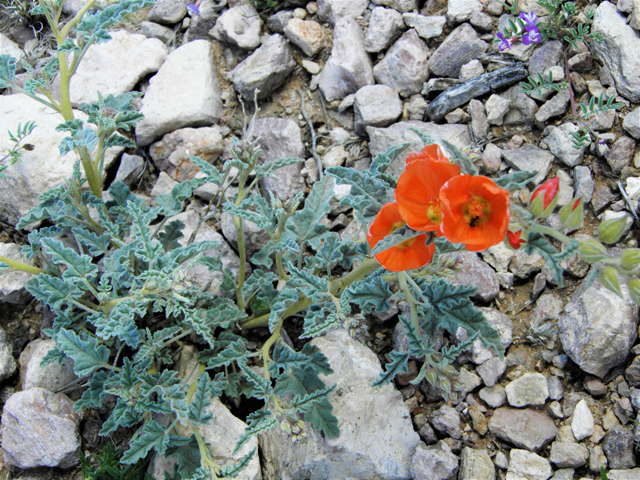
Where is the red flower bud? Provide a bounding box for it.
[507,230,526,249]
[530,177,559,217]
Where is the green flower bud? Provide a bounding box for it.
[627,278,640,305]
[559,198,584,229]
[578,239,608,264]
[598,216,630,244]
[600,266,622,297]
[621,249,640,274]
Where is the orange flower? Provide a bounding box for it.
[405,144,449,165]
[367,202,436,272]
[439,175,510,252]
[395,155,461,232]
[507,230,526,249]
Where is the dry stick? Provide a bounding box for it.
[564,49,578,121]
[298,90,323,180]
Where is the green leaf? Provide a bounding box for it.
[156,177,208,217]
[300,304,340,339]
[0,55,17,88]
[238,359,272,400]
[524,231,565,285]
[495,170,539,190]
[300,343,333,375]
[189,155,222,185]
[157,220,185,251]
[188,374,218,424]
[250,240,275,269]
[371,228,424,256]
[346,271,391,314]
[98,299,143,347]
[121,420,170,464]
[59,128,99,155]
[76,0,155,44]
[417,279,504,358]
[56,328,111,377]
[72,226,110,256]
[372,351,409,387]
[168,240,220,267]
[55,119,84,134]
[268,288,299,332]
[75,371,109,410]
[369,142,410,175]
[206,339,247,369]
[233,410,277,455]
[294,387,339,439]
[398,314,430,358]
[99,398,140,435]
[216,449,256,478]
[223,202,268,230]
[26,274,83,312]
[287,263,329,297]
[286,176,334,244]
[254,156,305,177]
[40,237,98,284]
[440,140,478,176]
[139,370,189,422]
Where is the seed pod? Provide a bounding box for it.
[598,216,629,244]
[621,249,640,274]
[578,239,608,264]
[600,266,622,297]
[627,278,640,305]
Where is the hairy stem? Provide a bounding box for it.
[0,255,46,275]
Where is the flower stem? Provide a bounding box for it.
[532,224,575,245]
[0,255,46,275]
[398,271,420,331]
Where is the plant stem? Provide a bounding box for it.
[398,271,420,331]
[533,224,575,245]
[0,255,46,275]
[235,216,246,310]
[262,315,285,379]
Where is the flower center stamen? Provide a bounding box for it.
[464,197,490,228]
[425,198,444,224]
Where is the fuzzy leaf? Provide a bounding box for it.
[26,274,84,312]
[206,339,247,369]
[223,202,268,230]
[189,155,222,185]
[495,170,539,190]
[287,264,329,297]
[98,299,143,347]
[188,374,218,424]
[139,370,189,422]
[294,387,339,438]
[407,127,435,147]
[75,371,109,410]
[59,128,98,155]
[372,351,409,387]
[121,420,171,464]
[524,231,564,285]
[56,328,111,376]
[441,139,478,176]
[0,55,17,88]
[99,399,139,435]
[156,177,208,217]
[268,288,300,332]
[300,304,340,339]
[238,359,272,400]
[250,241,275,269]
[233,410,277,455]
[216,449,256,478]
[286,176,334,244]
[168,240,220,267]
[254,156,305,177]
[398,314,430,358]
[346,271,391,314]
[157,220,185,251]
[369,143,410,175]
[71,227,110,256]
[371,229,423,256]
[40,237,98,284]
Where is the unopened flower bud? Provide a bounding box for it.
[621,249,640,274]
[559,198,584,229]
[578,239,608,264]
[598,216,629,244]
[530,178,559,218]
[627,278,640,305]
[506,229,526,250]
[600,266,622,297]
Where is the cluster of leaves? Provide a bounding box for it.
[79,442,154,480]
[536,0,604,46]
[519,72,568,98]
[0,121,37,179]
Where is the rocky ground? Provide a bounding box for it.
[2,0,640,479]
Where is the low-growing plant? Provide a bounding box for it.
[2,1,640,479]
[79,442,154,480]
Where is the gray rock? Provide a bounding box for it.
[485,94,510,125]
[458,447,494,480]
[502,144,554,186]
[365,7,404,52]
[505,372,549,407]
[446,252,499,302]
[605,135,636,174]
[470,10,494,31]
[469,99,489,140]
[317,0,369,25]
[559,278,638,378]
[410,441,459,480]
[114,153,145,188]
[590,445,608,474]
[284,18,326,56]
[0,32,26,64]
[0,94,121,226]
[535,88,571,123]
[447,0,483,24]
[507,449,553,480]
[402,14,446,40]
[67,30,167,107]
[232,34,296,101]
[431,405,462,439]
[22,339,77,392]
[220,211,268,258]
[573,166,595,203]
[251,117,305,199]
[267,10,295,34]
[503,84,539,125]
[2,388,81,468]
[148,0,187,24]
[137,40,222,146]
[459,59,485,81]
[592,2,640,102]
[259,330,420,479]
[373,29,429,97]
[549,401,564,419]
[0,327,16,381]
[608,469,640,480]
[477,357,507,387]
[353,85,403,135]
[428,23,488,78]
[139,21,175,43]
[549,442,589,468]
[366,121,471,177]
[544,123,588,167]
[528,41,563,77]
[481,143,502,173]
[614,397,634,424]
[210,4,262,49]
[547,376,564,401]
[0,242,35,305]
[603,426,636,469]
[318,18,373,102]
[184,0,223,42]
[623,106,640,139]
[488,407,558,452]
[407,94,429,120]
[149,126,225,180]
[479,385,506,408]
[371,0,417,13]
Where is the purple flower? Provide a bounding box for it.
[496,33,512,51]
[522,27,541,45]
[519,11,539,29]
[186,1,200,14]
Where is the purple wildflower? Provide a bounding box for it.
[496,33,512,51]
[186,1,200,14]
[519,11,539,30]
[522,27,541,45]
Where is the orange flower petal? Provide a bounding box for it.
[406,144,449,165]
[367,202,436,271]
[440,175,510,252]
[395,157,461,231]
